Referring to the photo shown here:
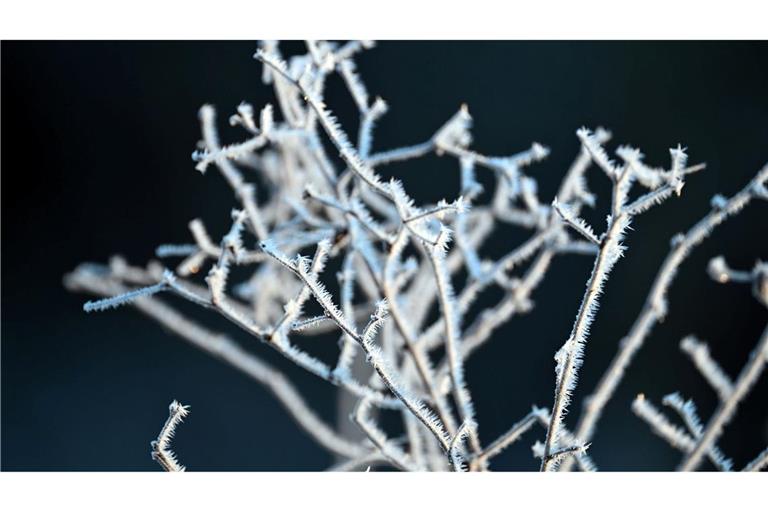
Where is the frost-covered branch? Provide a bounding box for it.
[541,131,695,471]
[151,400,190,472]
[449,421,476,472]
[552,198,600,245]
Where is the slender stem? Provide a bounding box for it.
[473,408,540,467]
[563,166,768,471]
[150,401,190,472]
[743,446,768,472]
[541,211,628,471]
[353,398,425,471]
[383,231,459,437]
[426,243,483,458]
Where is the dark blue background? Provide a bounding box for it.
[2,41,767,470]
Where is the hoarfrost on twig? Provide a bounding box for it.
[67,40,768,472]
[151,400,190,472]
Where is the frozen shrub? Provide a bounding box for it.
[65,40,768,471]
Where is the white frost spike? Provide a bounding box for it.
[433,226,453,256]
[259,239,297,269]
[624,185,677,216]
[552,197,600,245]
[404,197,468,226]
[254,49,291,79]
[449,421,476,472]
[577,127,618,178]
[296,260,357,336]
[150,400,190,472]
[361,301,390,348]
[373,299,389,320]
[390,178,443,245]
[361,343,452,452]
[535,441,590,469]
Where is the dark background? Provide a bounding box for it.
[2,41,767,471]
